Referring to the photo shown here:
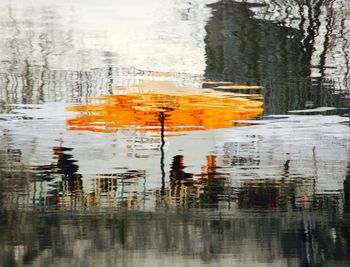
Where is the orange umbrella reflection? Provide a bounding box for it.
[66,79,263,195]
[66,91,263,134]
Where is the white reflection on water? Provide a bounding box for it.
[0,0,213,74]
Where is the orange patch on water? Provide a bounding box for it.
[66,92,263,133]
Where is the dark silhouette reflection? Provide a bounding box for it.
[344,163,350,213]
[168,155,227,208]
[53,146,82,195]
[204,0,349,114]
[53,146,83,193]
[170,155,193,185]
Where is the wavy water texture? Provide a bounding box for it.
[0,0,350,266]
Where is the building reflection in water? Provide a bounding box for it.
[204,1,350,115]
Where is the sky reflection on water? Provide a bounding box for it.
[0,0,350,266]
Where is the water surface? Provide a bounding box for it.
[0,0,350,266]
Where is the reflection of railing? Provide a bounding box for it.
[0,150,345,213]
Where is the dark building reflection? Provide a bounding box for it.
[204,0,349,115]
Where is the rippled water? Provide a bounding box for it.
[0,0,350,266]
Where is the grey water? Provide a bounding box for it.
[0,0,350,266]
